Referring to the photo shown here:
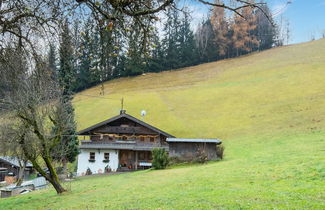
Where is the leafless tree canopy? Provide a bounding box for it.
[0,50,76,193]
[0,0,272,54]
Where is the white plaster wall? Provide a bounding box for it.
[77,149,119,176]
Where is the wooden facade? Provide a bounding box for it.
[167,138,222,161]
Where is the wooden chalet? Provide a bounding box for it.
[77,110,174,175]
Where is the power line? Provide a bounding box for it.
[77,93,121,101]
[271,1,292,18]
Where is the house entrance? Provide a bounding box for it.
[118,150,153,171]
[119,150,135,170]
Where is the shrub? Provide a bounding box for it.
[216,144,225,159]
[152,148,169,169]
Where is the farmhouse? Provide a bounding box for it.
[77,110,175,175]
[77,110,222,175]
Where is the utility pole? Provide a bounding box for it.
[121,97,124,110]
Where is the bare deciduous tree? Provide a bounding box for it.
[0,50,76,194]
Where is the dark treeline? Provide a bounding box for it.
[51,1,285,93]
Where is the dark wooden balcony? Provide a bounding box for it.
[79,140,169,151]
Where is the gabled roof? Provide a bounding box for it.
[167,138,222,144]
[0,156,33,168]
[77,112,175,138]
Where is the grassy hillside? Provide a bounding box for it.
[2,39,325,209]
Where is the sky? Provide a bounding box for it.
[185,0,325,44]
[269,0,325,44]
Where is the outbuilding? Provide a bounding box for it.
[0,157,33,182]
[166,138,222,161]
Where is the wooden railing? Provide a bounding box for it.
[79,140,168,150]
[81,140,163,146]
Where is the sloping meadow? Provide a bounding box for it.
[1,39,325,209]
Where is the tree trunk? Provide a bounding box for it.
[16,160,27,186]
[43,155,67,194]
[62,157,68,178]
[29,157,66,194]
[48,177,66,194]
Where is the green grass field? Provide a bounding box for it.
[1,39,325,209]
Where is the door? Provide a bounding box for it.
[119,150,135,168]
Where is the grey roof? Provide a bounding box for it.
[166,138,222,144]
[77,112,175,138]
[0,156,33,168]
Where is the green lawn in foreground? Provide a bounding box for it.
[1,132,324,209]
[1,39,325,209]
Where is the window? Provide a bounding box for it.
[122,136,127,140]
[89,152,95,162]
[150,137,154,142]
[140,136,145,141]
[103,153,110,163]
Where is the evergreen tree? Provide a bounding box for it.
[57,20,79,171]
[48,44,57,80]
[162,8,181,70]
[148,29,164,72]
[77,28,93,91]
[59,20,76,95]
[76,18,103,90]
[96,19,124,91]
[125,24,147,76]
[178,11,198,67]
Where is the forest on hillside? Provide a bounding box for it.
[52,2,289,93]
[0,0,291,195]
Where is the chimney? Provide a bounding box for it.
[120,110,126,115]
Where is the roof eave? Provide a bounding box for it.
[77,113,175,138]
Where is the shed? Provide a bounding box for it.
[0,157,33,182]
[166,138,222,161]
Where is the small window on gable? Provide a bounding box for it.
[140,136,145,141]
[89,152,95,162]
[122,136,127,140]
[150,137,154,142]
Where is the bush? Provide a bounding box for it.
[216,144,225,159]
[152,148,169,169]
